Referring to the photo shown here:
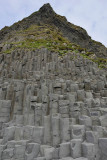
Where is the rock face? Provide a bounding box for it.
[0,47,106,160]
[0,3,107,160]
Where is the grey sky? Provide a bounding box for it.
[0,0,107,46]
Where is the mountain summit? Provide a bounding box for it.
[0,4,107,56]
[39,3,55,15]
[0,3,107,66]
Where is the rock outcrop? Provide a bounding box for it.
[0,3,107,58]
[0,47,106,160]
[0,3,107,160]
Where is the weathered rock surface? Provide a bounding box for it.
[0,47,106,160]
[0,3,107,58]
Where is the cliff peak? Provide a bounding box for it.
[0,3,107,60]
[39,3,54,14]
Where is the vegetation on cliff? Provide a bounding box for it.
[0,3,106,69]
[0,24,106,69]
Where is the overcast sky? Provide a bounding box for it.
[0,0,107,46]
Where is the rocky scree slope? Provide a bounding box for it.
[0,3,106,160]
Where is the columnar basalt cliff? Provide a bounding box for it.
[0,3,107,160]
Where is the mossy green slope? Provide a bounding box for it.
[0,24,106,69]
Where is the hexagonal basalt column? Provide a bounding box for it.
[0,100,11,123]
[70,125,85,141]
[99,138,107,160]
[70,139,82,158]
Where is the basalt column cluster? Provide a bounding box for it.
[0,48,106,160]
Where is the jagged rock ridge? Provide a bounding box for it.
[0,3,107,58]
[0,3,106,160]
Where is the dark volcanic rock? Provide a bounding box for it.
[0,3,107,58]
